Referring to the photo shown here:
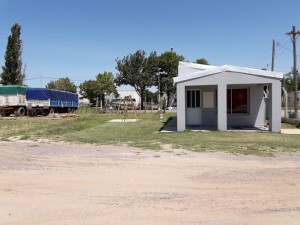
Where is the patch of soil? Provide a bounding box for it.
[1,140,300,225]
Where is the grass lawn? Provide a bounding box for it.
[0,109,299,156]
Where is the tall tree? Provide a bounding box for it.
[194,58,209,65]
[158,51,185,106]
[79,71,117,105]
[1,23,25,85]
[115,50,159,109]
[46,77,77,93]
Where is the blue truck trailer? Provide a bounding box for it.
[26,88,79,116]
[0,85,78,116]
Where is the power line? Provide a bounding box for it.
[250,49,272,68]
[24,75,91,82]
[274,44,288,59]
[277,42,300,57]
[250,35,290,69]
[24,76,41,80]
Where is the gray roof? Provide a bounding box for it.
[174,62,284,84]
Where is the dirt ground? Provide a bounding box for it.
[0,141,300,225]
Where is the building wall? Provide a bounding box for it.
[184,85,265,127]
[176,71,281,131]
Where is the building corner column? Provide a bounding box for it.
[177,83,185,131]
[269,81,281,132]
[218,83,227,131]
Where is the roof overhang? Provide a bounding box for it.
[174,62,284,84]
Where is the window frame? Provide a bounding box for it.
[215,88,249,115]
[186,89,201,108]
[227,88,249,115]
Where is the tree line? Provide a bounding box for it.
[1,23,210,109]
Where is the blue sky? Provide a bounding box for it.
[0,0,299,89]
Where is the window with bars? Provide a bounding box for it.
[187,90,201,108]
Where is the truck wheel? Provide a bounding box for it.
[28,109,37,117]
[17,107,26,116]
[50,108,55,114]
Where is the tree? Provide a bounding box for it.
[194,58,209,65]
[144,89,157,102]
[79,80,98,104]
[1,23,25,85]
[283,71,300,93]
[158,51,185,106]
[115,50,159,109]
[95,71,117,105]
[79,71,117,105]
[46,77,77,93]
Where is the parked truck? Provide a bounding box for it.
[0,85,79,117]
[0,85,27,116]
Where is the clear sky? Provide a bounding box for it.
[0,0,299,89]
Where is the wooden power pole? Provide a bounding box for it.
[286,26,300,119]
[271,39,275,71]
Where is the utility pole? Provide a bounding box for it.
[156,70,167,119]
[271,39,275,71]
[286,26,300,119]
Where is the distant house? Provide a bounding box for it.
[174,62,283,132]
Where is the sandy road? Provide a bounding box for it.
[0,141,300,225]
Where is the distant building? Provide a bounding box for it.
[106,90,141,106]
[78,93,90,106]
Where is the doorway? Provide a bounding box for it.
[186,89,202,125]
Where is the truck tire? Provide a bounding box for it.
[16,107,26,117]
[49,108,55,114]
[28,109,37,117]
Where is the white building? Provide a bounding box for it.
[174,62,283,132]
[106,90,141,106]
[78,93,90,106]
